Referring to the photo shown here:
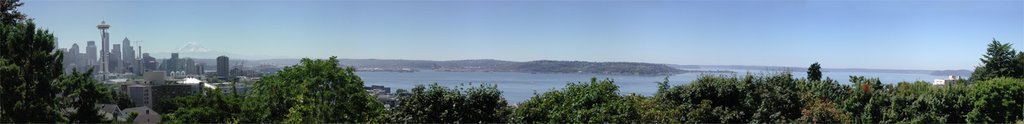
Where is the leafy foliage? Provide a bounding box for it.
[0,2,129,122]
[932,82,973,123]
[658,73,805,123]
[245,56,384,123]
[880,81,946,123]
[968,78,1024,123]
[839,76,892,123]
[161,89,244,123]
[972,39,1023,80]
[0,11,65,123]
[389,83,508,123]
[797,99,851,123]
[0,0,26,24]
[808,62,822,81]
[509,78,641,123]
[58,69,114,123]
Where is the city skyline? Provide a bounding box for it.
[22,0,1024,70]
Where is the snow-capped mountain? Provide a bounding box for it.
[150,42,270,59]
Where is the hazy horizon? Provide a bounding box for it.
[21,0,1024,70]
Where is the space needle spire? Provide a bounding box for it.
[98,21,110,73]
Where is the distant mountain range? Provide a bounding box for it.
[669,64,972,76]
[149,42,281,60]
[335,59,686,76]
[230,59,686,76]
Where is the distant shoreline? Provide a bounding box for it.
[178,58,971,77]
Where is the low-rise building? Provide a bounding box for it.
[365,85,397,108]
[96,104,125,121]
[125,84,152,107]
[933,75,962,85]
[211,82,248,95]
[151,84,195,112]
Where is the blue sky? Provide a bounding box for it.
[21,0,1024,70]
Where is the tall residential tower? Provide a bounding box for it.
[217,56,229,78]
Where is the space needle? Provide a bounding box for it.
[98,21,110,73]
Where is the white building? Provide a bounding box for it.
[143,71,166,85]
[933,75,962,85]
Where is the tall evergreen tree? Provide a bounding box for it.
[1017,51,1024,77]
[971,39,1018,81]
[808,62,822,81]
[1,1,122,122]
[0,0,26,25]
[0,1,65,121]
[60,69,108,123]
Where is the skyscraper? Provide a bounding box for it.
[184,58,195,75]
[69,43,80,71]
[196,63,206,76]
[97,21,110,73]
[60,48,71,73]
[122,38,134,72]
[217,56,229,78]
[86,41,96,67]
[111,44,121,73]
[168,53,179,72]
[143,53,157,71]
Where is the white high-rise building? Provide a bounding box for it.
[98,21,111,73]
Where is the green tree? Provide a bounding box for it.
[639,77,683,123]
[661,74,750,123]
[839,76,890,123]
[390,83,508,123]
[58,69,114,123]
[967,78,1024,123]
[972,39,1019,81]
[245,56,384,123]
[1018,51,1024,77]
[509,78,640,123]
[162,88,244,123]
[933,82,973,123]
[0,0,26,24]
[797,99,851,123]
[462,84,509,123]
[659,73,805,123]
[111,92,134,109]
[879,81,945,123]
[795,78,848,104]
[747,73,804,123]
[795,77,851,123]
[0,12,64,123]
[1,1,126,122]
[808,62,822,81]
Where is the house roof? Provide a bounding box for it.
[123,107,161,123]
[96,104,123,121]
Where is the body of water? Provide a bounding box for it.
[357,69,945,103]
